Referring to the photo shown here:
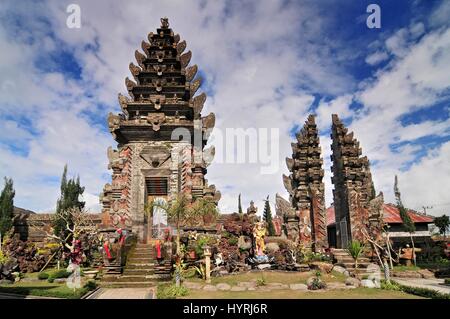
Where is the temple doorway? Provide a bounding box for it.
[144,177,169,243]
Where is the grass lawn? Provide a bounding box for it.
[184,287,423,299]
[0,269,96,299]
[179,270,423,299]
[393,265,422,272]
[187,270,347,286]
[0,280,92,299]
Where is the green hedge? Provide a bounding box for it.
[383,280,450,299]
[37,272,49,280]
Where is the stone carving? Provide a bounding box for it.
[202,146,215,167]
[146,113,166,131]
[125,77,136,91]
[177,40,186,54]
[192,92,206,115]
[141,40,150,55]
[160,17,169,29]
[185,64,198,82]
[149,94,166,110]
[129,62,141,81]
[368,192,384,241]
[180,51,192,68]
[135,50,146,67]
[173,34,180,43]
[275,193,296,218]
[153,65,167,76]
[118,93,129,117]
[107,113,121,139]
[190,78,202,96]
[140,145,171,168]
[202,112,215,130]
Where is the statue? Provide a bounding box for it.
[160,17,169,29]
[253,221,266,256]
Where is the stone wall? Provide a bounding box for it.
[12,212,103,245]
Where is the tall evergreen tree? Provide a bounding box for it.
[53,165,85,237]
[263,195,275,236]
[370,181,376,201]
[0,177,15,238]
[434,215,450,238]
[238,193,243,215]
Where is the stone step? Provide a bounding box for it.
[339,262,372,269]
[129,253,156,259]
[123,269,155,276]
[127,258,155,263]
[100,278,170,288]
[102,275,155,283]
[135,244,154,249]
[99,282,157,288]
[126,263,156,269]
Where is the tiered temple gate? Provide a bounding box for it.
[100,18,220,243]
[282,115,327,251]
[330,114,375,248]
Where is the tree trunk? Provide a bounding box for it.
[410,233,416,267]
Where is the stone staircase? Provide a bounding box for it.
[101,242,172,288]
[331,249,374,278]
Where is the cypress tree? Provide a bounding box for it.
[370,181,376,201]
[263,195,275,236]
[238,193,243,215]
[53,165,85,237]
[0,177,15,237]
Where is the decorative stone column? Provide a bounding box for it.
[203,245,211,283]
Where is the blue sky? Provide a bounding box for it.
[0,0,449,216]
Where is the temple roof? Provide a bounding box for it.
[108,17,214,146]
[326,204,434,226]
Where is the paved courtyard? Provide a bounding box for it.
[87,288,155,299]
[394,278,450,295]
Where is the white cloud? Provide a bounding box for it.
[0,1,448,219]
[365,51,389,65]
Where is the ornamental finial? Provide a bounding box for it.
[161,17,169,29]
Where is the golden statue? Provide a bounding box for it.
[253,221,266,256]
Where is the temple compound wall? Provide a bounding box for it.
[100,18,220,242]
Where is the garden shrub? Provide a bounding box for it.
[256,275,266,287]
[83,280,97,290]
[227,237,238,246]
[38,272,49,280]
[47,269,71,282]
[157,283,189,299]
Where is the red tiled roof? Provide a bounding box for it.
[326,203,434,226]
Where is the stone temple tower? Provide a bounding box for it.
[283,115,327,251]
[100,18,220,242]
[330,114,374,248]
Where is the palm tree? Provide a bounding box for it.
[347,240,365,269]
[152,193,190,256]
